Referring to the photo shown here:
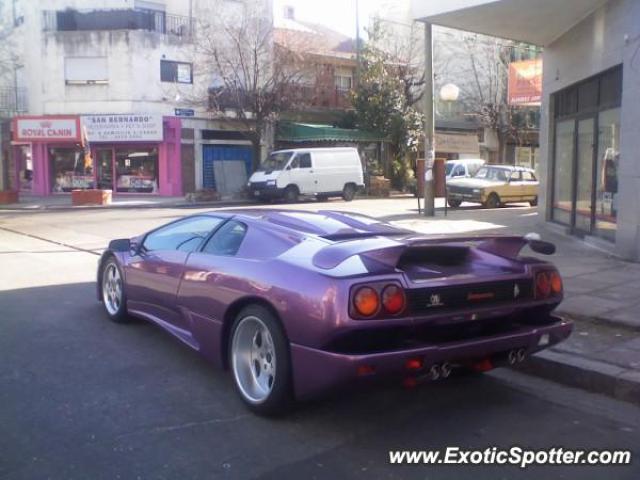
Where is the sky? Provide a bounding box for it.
[272,0,412,38]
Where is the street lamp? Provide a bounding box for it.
[439,83,460,116]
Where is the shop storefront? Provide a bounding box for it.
[11,114,182,196]
[550,66,622,242]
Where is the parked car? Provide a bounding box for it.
[247,147,364,202]
[445,158,485,180]
[98,209,572,414]
[446,165,539,208]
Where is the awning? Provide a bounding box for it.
[276,122,387,143]
[412,0,608,46]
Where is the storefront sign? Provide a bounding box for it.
[174,108,195,117]
[508,59,542,106]
[81,114,163,142]
[435,132,480,155]
[13,116,81,142]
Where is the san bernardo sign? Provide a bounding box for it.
[81,114,164,142]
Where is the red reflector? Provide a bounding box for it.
[472,358,494,372]
[356,365,376,376]
[536,272,551,298]
[405,358,423,371]
[403,377,418,389]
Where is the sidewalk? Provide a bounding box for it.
[0,194,252,211]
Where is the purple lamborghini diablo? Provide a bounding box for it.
[97,209,572,414]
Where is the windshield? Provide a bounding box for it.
[474,167,509,182]
[259,152,293,172]
[445,163,454,175]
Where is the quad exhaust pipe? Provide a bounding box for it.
[508,348,527,365]
[425,362,453,381]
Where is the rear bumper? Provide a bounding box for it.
[290,315,572,399]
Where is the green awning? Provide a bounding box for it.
[276,122,386,143]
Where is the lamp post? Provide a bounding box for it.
[438,83,459,217]
[423,22,435,217]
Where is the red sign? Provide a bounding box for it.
[508,59,542,106]
[13,116,81,142]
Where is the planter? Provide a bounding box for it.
[71,189,112,206]
[0,190,19,205]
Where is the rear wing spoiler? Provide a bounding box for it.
[311,234,555,270]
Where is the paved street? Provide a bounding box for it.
[1,198,639,479]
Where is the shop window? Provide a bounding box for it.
[51,147,94,192]
[552,119,574,226]
[160,60,192,84]
[599,67,622,108]
[115,147,158,193]
[577,78,598,112]
[16,145,33,192]
[595,108,620,241]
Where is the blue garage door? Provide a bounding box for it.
[202,145,253,196]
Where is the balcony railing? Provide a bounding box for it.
[42,9,193,38]
[0,87,27,113]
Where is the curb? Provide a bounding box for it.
[515,349,640,405]
[0,199,252,212]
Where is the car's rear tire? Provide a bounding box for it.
[447,198,462,208]
[485,193,500,209]
[284,185,299,203]
[342,183,356,202]
[101,257,130,323]
[529,196,538,207]
[229,305,292,415]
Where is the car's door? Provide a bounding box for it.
[521,170,539,200]
[125,215,224,331]
[289,152,316,194]
[505,170,525,201]
[177,220,249,354]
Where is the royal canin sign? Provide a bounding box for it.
[12,116,81,142]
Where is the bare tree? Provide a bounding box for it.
[189,0,312,171]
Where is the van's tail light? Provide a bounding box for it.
[382,284,406,315]
[353,286,379,317]
[535,271,562,299]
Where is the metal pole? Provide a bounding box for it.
[355,0,361,83]
[423,22,435,217]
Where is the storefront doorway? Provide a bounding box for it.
[550,66,621,242]
[94,146,159,194]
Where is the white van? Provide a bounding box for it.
[247,148,365,202]
[445,158,485,180]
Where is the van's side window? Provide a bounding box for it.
[297,153,312,169]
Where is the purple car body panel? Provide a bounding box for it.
[97,209,573,399]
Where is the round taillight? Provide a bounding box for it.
[536,272,551,298]
[549,271,563,295]
[353,287,379,317]
[382,284,405,315]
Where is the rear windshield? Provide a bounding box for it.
[474,167,509,182]
[259,152,293,171]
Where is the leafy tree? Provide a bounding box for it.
[350,22,423,186]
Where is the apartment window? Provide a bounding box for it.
[65,57,108,85]
[334,67,353,91]
[161,60,193,84]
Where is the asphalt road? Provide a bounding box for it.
[1,199,639,479]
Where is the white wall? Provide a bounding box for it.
[540,0,640,259]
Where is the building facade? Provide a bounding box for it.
[1,0,271,199]
[413,0,640,260]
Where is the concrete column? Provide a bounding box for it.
[423,22,435,217]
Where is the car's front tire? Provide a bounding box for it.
[485,193,500,209]
[447,198,462,208]
[101,257,130,323]
[284,185,299,203]
[229,305,292,415]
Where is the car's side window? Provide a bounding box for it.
[453,164,465,177]
[522,171,536,182]
[509,171,522,182]
[202,220,248,256]
[143,216,223,253]
[298,153,312,169]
